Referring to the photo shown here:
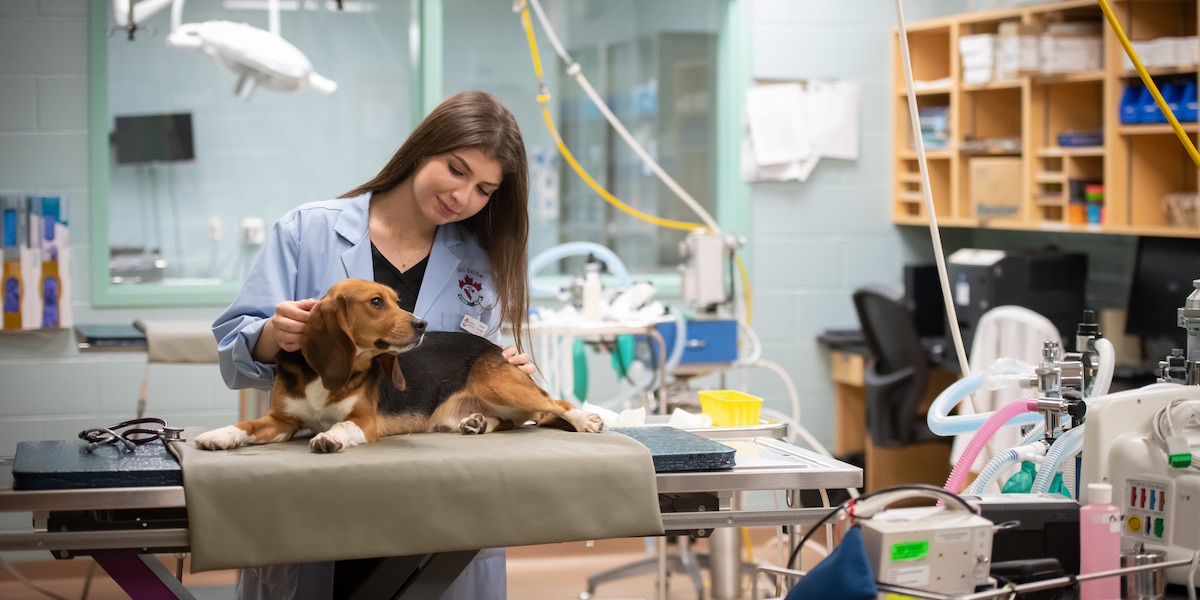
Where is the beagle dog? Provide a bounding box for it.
[195,278,603,453]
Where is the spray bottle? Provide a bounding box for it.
[1079,482,1121,599]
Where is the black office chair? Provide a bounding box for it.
[852,285,948,449]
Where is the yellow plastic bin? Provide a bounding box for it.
[698,390,763,427]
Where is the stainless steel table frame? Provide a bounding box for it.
[0,436,861,600]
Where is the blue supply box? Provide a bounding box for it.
[917,106,951,150]
[1120,80,1198,124]
[653,319,739,366]
[1057,130,1103,147]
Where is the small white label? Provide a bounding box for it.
[936,529,970,543]
[887,565,930,587]
[460,314,488,336]
[955,280,970,306]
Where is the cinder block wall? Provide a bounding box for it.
[742,0,966,447]
[0,0,238,456]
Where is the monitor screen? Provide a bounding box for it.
[1125,236,1200,346]
[112,113,195,165]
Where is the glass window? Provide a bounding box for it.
[441,0,723,276]
[91,0,741,304]
[99,1,416,293]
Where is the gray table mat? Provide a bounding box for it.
[171,426,664,572]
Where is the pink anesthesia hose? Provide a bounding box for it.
[943,398,1040,494]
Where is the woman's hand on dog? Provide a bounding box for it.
[502,346,537,376]
[253,298,319,362]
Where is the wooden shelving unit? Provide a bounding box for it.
[893,0,1200,238]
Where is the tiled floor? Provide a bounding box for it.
[0,530,820,599]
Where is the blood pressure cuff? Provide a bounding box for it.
[785,526,877,600]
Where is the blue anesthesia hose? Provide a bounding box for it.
[927,358,1042,436]
[1032,423,1086,494]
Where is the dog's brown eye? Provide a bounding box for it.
[371,297,383,308]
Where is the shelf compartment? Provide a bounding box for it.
[1127,134,1200,229]
[1122,1,1197,42]
[894,28,953,92]
[962,87,1022,141]
[1033,79,1105,148]
[895,157,953,220]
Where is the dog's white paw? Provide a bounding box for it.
[309,422,367,453]
[459,413,488,435]
[194,425,248,450]
[309,431,345,453]
[564,409,604,433]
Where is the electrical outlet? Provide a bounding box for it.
[240,217,266,246]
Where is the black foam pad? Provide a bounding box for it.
[12,439,181,490]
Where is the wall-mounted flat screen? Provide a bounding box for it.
[112,113,194,165]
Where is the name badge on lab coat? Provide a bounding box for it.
[460,314,488,336]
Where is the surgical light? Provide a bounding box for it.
[167,20,337,99]
[112,0,338,100]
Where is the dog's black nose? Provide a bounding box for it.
[412,319,427,332]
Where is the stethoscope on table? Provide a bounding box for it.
[79,417,186,453]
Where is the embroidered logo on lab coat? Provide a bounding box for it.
[457,268,485,307]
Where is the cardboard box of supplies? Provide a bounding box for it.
[1039,35,1103,73]
[971,157,1023,221]
[997,22,1041,80]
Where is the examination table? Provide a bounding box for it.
[0,424,862,599]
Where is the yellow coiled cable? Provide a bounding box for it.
[517,0,754,323]
[519,4,704,232]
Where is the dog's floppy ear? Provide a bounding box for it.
[301,295,355,390]
[378,354,406,392]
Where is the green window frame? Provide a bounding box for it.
[86,0,749,307]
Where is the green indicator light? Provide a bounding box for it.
[891,541,930,562]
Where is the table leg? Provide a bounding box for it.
[92,554,196,600]
[348,551,480,600]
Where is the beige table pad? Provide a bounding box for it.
[171,427,664,572]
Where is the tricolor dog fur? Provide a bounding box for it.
[195,278,603,453]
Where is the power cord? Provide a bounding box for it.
[784,483,979,570]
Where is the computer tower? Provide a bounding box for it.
[946,249,1088,354]
[904,264,946,338]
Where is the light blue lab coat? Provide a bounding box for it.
[212,191,506,600]
[214,191,503,390]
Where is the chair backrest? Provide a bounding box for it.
[952,304,1064,477]
[852,285,931,447]
[968,305,1063,374]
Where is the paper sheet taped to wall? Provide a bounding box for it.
[741,80,861,182]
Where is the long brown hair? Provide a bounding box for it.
[341,90,530,351]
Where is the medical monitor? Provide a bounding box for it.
[112,113,195,165]
[1124,236,1200,347]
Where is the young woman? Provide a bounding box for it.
[213,90,531,600]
